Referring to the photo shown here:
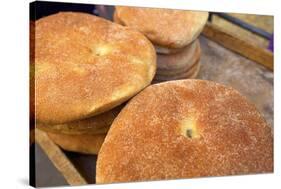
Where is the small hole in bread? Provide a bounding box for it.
[180,117,200,139]
[93,45,112,56]
[186,129,193,138]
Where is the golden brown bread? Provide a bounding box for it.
[37,121,110,135]
[187,63,200,79]
[156,40,201,75]
[35,12,156,124]
[154,45,185,54]
[114,6,208,49]
[96,80,273,183]
[30,21,35,124]
[155,61,200,81]
[36,105,122,135]
[47,132,106,155]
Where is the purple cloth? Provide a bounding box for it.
[268,34,274,52]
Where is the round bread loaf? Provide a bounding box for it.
[114,7,208,49]
[96,80,273,183]
[156,40,201,75]
[35,12,156,124]
[37,105,122,135]
[47,132,106,154]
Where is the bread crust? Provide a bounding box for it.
[36,105,122,135]
[155,61,200,81]
[156,40,201,75]
[154,45,185,54]
[114,7,208,48]
[35,12,156,124]
[47,132,106,154]
[188,64,201,79]
[96,80,273,183]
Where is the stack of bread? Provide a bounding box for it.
[34,12,156,154]
[113,6,209,82]
[33,10,273,183]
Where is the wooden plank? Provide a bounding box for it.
[35,128,88,186]
[30,129,35,145]
[202,23,273,71]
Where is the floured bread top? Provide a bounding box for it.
[35,12,156,124]
[96,79,273,183]
[114,6,209,48]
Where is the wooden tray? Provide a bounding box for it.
[32,22,274,187]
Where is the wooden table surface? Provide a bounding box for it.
[34,35,273,187]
